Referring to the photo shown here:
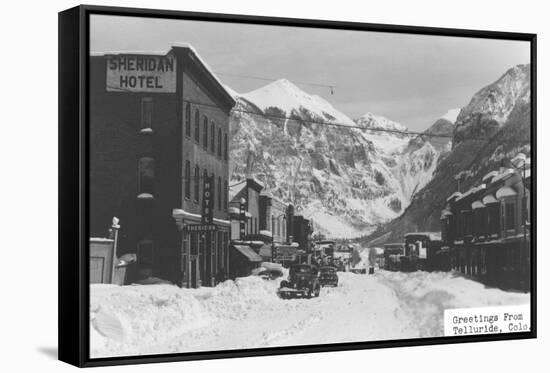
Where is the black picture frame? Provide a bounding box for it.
[59,4,537,368]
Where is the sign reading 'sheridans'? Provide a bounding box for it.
[106,53,176,92]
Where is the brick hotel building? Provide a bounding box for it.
[90,44,236,287]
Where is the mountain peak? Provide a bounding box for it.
[440,108,461,123]
[241,79,355,126]
[356,112,408,132]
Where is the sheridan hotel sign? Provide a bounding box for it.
[106,53,176,93]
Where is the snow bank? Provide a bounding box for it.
[376,270,530,337]
[90,270,529,357]
[90,276,282,357]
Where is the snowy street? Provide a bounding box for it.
[90,270,529,358]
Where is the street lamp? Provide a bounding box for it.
[271,214,286,263]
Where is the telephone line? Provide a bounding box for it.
[104,88,466,140]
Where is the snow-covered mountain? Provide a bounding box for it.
[367,64,531,244]
[453,64,530,146]
[228,80,452,238]
[241,79,355,127]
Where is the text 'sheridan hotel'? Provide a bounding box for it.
[106,54,176,92]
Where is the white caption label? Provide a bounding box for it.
[444,305,530,336]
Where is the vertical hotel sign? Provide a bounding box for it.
[202,175,214,224]
[106,53,176,92]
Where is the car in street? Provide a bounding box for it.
[278,264,321,299]
[251,266,284,280]
[318,266,339,287]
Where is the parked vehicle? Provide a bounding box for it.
[318,266,338,287]
[278,264,321,299]
[383,243,404,271]
[401,232,446,271]
[251,267,283,280]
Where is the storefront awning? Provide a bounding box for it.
[472,200,485,209]
[482,194,499,205]
[496,186,517,199]
[232,245,262,262]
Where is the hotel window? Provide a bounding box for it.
[184,160,191,199]
[194,165,200,202]
[218,176,222,210]
[141,97,153,130]
[272,216,275,236]
[210,122,215,152]
[138,157,154,196]
[194,109,200,143]
[224,133,228,161]
[203,116,209,149]
[185,103,191,137]
[218,128,222,158]
[505,201,516,231]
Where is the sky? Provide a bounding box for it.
[90,15,530,131]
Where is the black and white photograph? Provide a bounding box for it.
[85,10,533,360]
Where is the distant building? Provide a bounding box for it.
[89,44,236,287]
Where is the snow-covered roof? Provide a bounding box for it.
[404,232,442,241]
[90,237,114,243]
[228,206,240,215]
[446,192,462,202]
[491,168,515,184]
[482,171,498,183]
[171,43,235,104]
[496,186,517,199]
[259,230,272,237]
[172,208,230,226]
[232,245,262,262]
[229,181,246,201]
[482,194,499,205]
[456,184,486,201]
[472,200,485,210]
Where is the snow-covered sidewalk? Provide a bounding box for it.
[89,270,529,358]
